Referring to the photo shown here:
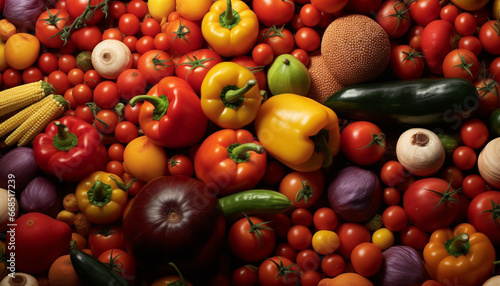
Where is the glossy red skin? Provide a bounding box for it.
[467,191,500,245]
[421,19,460,75]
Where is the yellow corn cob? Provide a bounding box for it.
[0,81,54,117]
[4,95,68,147]
[0,94,55,138]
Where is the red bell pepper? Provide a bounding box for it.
[129,76,208,149]
[32,115,108,182]
[194,128,267,197]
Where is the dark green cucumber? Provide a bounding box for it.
[218,189,293,217]
[69,241,130,286]
[323,78,478,126]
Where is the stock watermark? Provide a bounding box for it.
[6,174,17,278]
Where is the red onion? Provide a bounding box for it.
[327,166,382,222]
[20,177,60,217]
[0,147,40,192]
[3,0,47,31]
[375,245,429,286]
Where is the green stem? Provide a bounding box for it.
[228,142,265,163]
[129,95,169,120]
[313,130,332,168]
[295,179,313,205]
[88,180,112,207]
[222,0,236,26]
[225,79,257,103]
[52,121,78,151]
[445,233,470,257]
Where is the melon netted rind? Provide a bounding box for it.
[307,50,344,104]
[320,14,391,87]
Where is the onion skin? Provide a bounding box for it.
[0,147,40,192]
[3,0,46,31]
[122,175,226,282]
[327,166,382,222]
[375,245,429,286]
[20,177,60,217]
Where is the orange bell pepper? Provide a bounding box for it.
[423,223,496,286]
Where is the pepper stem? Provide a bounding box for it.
[129,94,169,120]
[228,142,264,163]
[445,233,470,257]
[225,79,257,104]
[313,130,333,168]
[87,180,113,207]
[222,0,236,26]
[52,121,78,151]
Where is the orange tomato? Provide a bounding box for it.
[122,136,169,183]
[4,33,40,70]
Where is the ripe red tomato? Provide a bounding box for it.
[287,225,312,251]
[232,265,258,286]
[72,83,93,105]
[279,170,324,208]
[454,12,477,36]
[70,25,102,51]
[310,0,348,13]
[258,256,300,286]
[22,67,43,84]
[273,242,297,262]
[409,0,443,26]
[299,4,321,27]
[296,249,320,272]
[118,13,141,36]
[126,0,148,18]
[467,191,500,245]
[116,69,147,101]
[108,143,125,162]
[440,4,459,23]
[123,102,142,125]
[97,249,136,284]
[320,253,345,278]
[382,205,408,232]
[350,242,383,277]
[175,49,223,95]
[135,35,155,55]
[166,18,203,55]
[88,225,126,258]
[230,56,267,91]
[102,27,124,41]
[335,222,371,259]
[383,187,401,206]
[375,0,412,39]
[252,43,274,66]
[474,77,500,117]
[452,146,477,170]
[228,215,276,263]
[313,207,338,231]
[294,27,321,52]
[340,121,386,166]
[460,118,489,149]
[390,44,424,80]
[478,20,500,56]
[35,9,71,48]
[490,57,500,82]
[167,154,194,177]
[137,50,175,85]
[403,178,461,232]
[258,26,295,57]
[458,35,483,56]
[93,81,120,109]
[399,225,429,250]
[48,70,71,95]
[66,0,106,24]
[114,121,139,144]
[252,0,295,27]
[380,160,407,187]
[94,109,119,135]
[109,0,127,19]
[442,48,480,82]
[74,104,94,123]
[290,208,313,227]
[461,174,486,199]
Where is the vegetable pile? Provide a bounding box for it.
[1,0,500,285]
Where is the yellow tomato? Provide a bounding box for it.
[148,0,176,23]
[4,33,39,70]
[123,136,169,183]
[0,40,8,72]
[372,228,395,251]
[494,0,500,20]
[312,230,340,255]
[176,0,212,21]
[450,0,489,11]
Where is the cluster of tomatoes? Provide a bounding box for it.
[1,0,500,285]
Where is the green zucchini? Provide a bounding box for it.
[323,78,478,126]
[218,189,293,218]
[69,240,130,286]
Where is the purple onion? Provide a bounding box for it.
[0,147,40,191]
[375,245,429,286]
[327,166,382,222]
[20,176,60,217]
[3,0,47,31]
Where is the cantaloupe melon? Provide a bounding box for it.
[307,50,344,103]
[321,14,391,87]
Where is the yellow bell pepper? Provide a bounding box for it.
[254,93,341,172]
[423,223,496,286]
[200,62,263,129]
[75,171,129,225]
[201,0,259,57]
